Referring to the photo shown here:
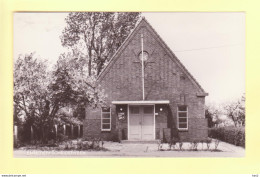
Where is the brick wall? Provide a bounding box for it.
[83,119,117,141]
[83,19,208,142]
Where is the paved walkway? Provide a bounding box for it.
[14,140,245,158]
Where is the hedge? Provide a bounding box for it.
[208,126,245,148]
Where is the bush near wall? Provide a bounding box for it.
[208,126,245,148]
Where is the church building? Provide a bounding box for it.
[83,18,208,142]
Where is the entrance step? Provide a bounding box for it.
[121,140,160,144]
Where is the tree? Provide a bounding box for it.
[53,52,106,109]
[14,53,106,143]
[205,107,214,128]
[205,103,223,128]
[61,12,141,76]
[14,53,52,142]
[224,95,245,127]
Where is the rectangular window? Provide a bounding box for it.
[101,107,111,131]
[143,106,154,114]
[178,105,188,130]
[130,106,140,114]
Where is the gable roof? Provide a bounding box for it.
[97,17,208,96]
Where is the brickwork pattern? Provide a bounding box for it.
[83,19,208,142]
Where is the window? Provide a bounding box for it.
[143,106,154,114]
[130,106,140,114]
[178,105,188,130]
[101,107,111,131]
[138,51,149,61]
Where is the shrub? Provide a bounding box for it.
[57,133,69,142]
[209,126,245,147]
[157,139,163,151]
[62,137,107,151]
[64,140,73,150]
[190,140,199,151]
[81,141,90,150]
[206,138,212,150]
[14,139,23,149]
[189,142,193,150]
[200,140,204,150]
[168,138,177,150]
[77,139,83,150]
[177,140,183,151]
[214,139,220,150]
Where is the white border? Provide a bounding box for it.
[23,174,251,177]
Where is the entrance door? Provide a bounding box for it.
[129,105,154,140]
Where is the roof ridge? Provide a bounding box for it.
[142,18,207,94]
[97,17,207,95]
[97,17,144,81]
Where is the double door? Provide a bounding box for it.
[129,105,154,140]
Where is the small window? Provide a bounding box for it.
[101,107,111,131]
[130,107,140,114]
[138,51,149,61]
[178,105,188,130]
[143,106,154,114]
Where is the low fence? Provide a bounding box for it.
[13,124,83,145]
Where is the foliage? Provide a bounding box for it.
[167,138,177,150]
[157,139,163,151]
[205,103,223,128]
[79,137,105,151]
[73,104,86,121]
[14,53,53,143]
[223,95,245,127]
[61,12,141,76]
[177,140,183,151]
[214,139,220,150]
[209,126,245,147]
[189,140,199,151]
[156,139,223,152]
[13,54,74,143]
[206,138,212,150]
[54,52,106,108]
[14,105,22,126]
[200,140,204,150]
[13,53,106,144]
[56,133,69,142]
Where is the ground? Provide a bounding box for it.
[13,140,245,157]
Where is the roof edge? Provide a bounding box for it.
[97,17,144,81]
[141,18,207,94]
[97,17,208,95]
[112,100,170,105]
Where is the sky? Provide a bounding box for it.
[13,12,245,105]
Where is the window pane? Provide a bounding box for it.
[179,118,187,123]
[178,106,187,111]
[102,124,110,129]
[178,112,187,117]
[130,107,139,114]
[102,113,110,118]
[179,123,187,128]
[102,107,110,112]
[103,119,110,123]
[143,106,153,114]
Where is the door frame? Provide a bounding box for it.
[127,104,155,140]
